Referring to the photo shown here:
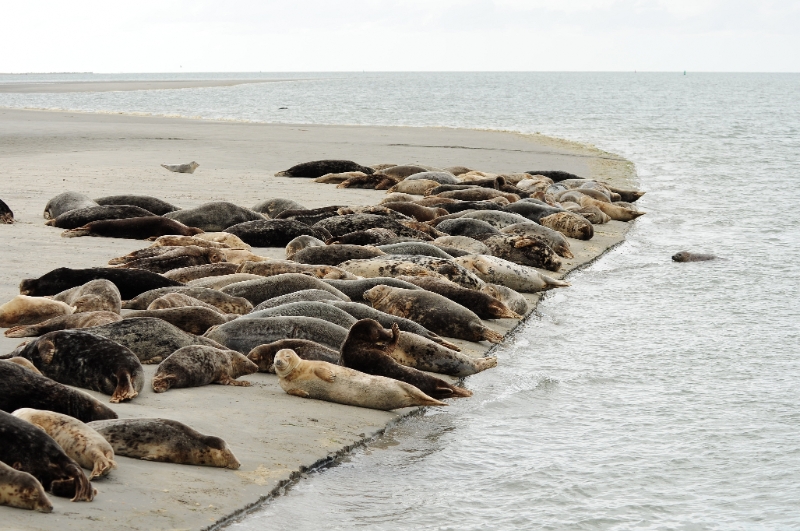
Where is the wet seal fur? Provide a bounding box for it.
[4,311,122,338]
[0,460,53,512]
[20,267,183,300]
[273,349,446,410]
[247,339,340,373]
[672,251,721,262]
[152,345,257,392]
[88,418,241,469]
[62,216,204,240]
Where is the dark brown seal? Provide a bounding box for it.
[124,306,233,335]
[152,345,257,392]
[62,216,203,239]
[247,339,340,373]
[672,251,720,262]
[275,159,374,178]
[326,228,399,246]
[0,198,14,224]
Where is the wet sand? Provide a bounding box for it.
[0,107,636,530]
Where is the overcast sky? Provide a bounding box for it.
[1,0,798,72]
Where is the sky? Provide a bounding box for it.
[0,0,798,72]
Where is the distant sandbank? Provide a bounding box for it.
[0,79,295,93]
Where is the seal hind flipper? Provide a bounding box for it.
[110,370,139,403]
[151,374,175,393]
[90,453,117,480]
[51,463,94,502]
[37,339,56,364]
[61,227,92,238]
[215,375,251,387]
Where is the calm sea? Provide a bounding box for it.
[3,72,799,530]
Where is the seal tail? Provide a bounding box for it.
[90,454,117,480]
[432,337,461,351]
[61,227,91,238]
[110,370,139,403]
[479,326,504,344]
[542,274,570,289]
[489,301,522,320]
[475,356,498,372]
[152,374,175,393]
[560,248,575,259]
[4,325,34,338]
[442,384,473,398]
[53,463,94,502]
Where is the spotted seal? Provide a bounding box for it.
[164,201,265,231]
[396,276,520,319]
[188,273,263,289]
[275,205,344,226]
[474,233,562,271]
[122,286,253,314]
[152,345,257,392]
[321,277,421,303]
[404,171,459,184]
[460,210,531,229]
[433,235,491,255]
[191,232,251,249]
[113,246,226,274]
[43,191,98,220]
[51,279,122,314]
[313,214,431,240]
[163,262,241,283]
[251,198,305,218]
[438,200,507,214]
[376,165,429,179]
[146,293,225,313]
[291,244,386,266]
[0,296,74,328]
[453,255,569,292]
[124,307,234,335]
[386,179,440,195]
[434,188,519,203]
[250,289,347,311]
[343,255,485,290]
[94,195,180,215]
[61,216,204,240]
[204,316,348,352]
[500,222,574,258]
[238,260,358,280]
[149,235,231,249]
[377,242,454,259]
[275,160,374,178]
[0,199,13,224]
[391,331,496,376]
[247,340,340,373]
[480,284,529,315]
[337,173,400,190]
[285,235,327,259]
[46,204,156,229]
[224,219,331,247]
[539,211,594,240]
[0,460,52,512]
[578,195,645,221]
[436,218,499,238]
[220,273,350,306]
[161,161,199,173]
[4,311,122,338]
[672,251,721,262]
[244,301,357,329]
[20,267,183,300]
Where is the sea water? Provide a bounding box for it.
[3,72,798,529]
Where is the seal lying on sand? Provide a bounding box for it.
[0,199,13,223]
[225,219,331,247]
[245,301,357,329]
[12,409,116,480]
[43,192,98,220]
[147,293,225,313]
[46,205,156,229]
[2,357,42,374]
[62,216,204,240]
[0,460,53,512]
[220,273,350,306]
[251,198,305,217]
[238,260,357,280]
[391,332,496,376]
[112,246,226,274]
[454,255,569,292]
[124,306,233,335]
[539,212,594,240]
[474,233,562,271]
[273,349,446,410]
[4,311,122,338]
[396,276,520,319]
[152,345,257,392]
[20,267,183,300]
[314,214,431,240]
[94,195,180,215]
[275,160,374,178]
[291,244,386,266]
[161,161,199,173]
[189,273,262,289]
[322,277,421,303]
[436,218,499,238]
[500,222,574,259]
[205,316,348,353]
[88,418,240,469]
[52,279,122,314]
[247,339,340,373]
[480,284,529,315]
[164,201,264,232]
[163,262,241,283]
[285,235,326,259]
[0,296,74,328]
[341,320,471,399]
[123,286,253,314]
[0,410,94,501]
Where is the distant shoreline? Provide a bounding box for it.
[0,79,296,93]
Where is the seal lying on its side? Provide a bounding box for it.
[147,293,225,313]
[672,251,720,262]
[51,279,122,314]
[94,195,180,215]
[454,255,569,293]
[341,320,472,399]
[251,198,305,218]
[245,301,357,330]
[164,201,264,232]
[480,284,529,315]
[124,307,234,335]
[43,191,98,220]
[152,345,257,392]
[474,233,562,271]
[500,222,574,259]
[225,219,331,247]
[391,332,497,376]
[396,276,520,319]
[220,273,350,306]
[188,273,263,289]
[205,316,349,353]
[112,246,226,274]
[275,160,374,178]
[0,460,53,512]
[2,357,42,374]
[239,260,357,280]
[273,349,446,410]
[326,228,399,246]
[88,418,240,469]
[0,296,74,328]
[291,244,386,266]
[19,267,183,300]
[46,205,156,229]
[322,277,421,304]
[4,311,122,338]
[122,286,253,314]
[0,410,94,501]
[285,235,326,259]
[163,262,241,283]
[12,409,116,480]
[0,199,14,224]
[539,212,594,241]
[251,289,347,311]
[61,216,204,240]
[161,161,199,173]
[247,339,340,373]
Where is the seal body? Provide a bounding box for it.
[0,295,74,328]
[391,332,497,377]
[43,191,97,219]
[219,273,350,306]
[161,161,199,173]
[377,164,428,179]
[94,195,180,215]
[475,233,562,271]
[405,171,459,184]
[47,204,156,229]
[480,284,529,315]
[396,276,520,319]
[150,234,236,249]
[4,311,122,338]
[322,277,421,303]
[163,262,241,283]
[51,279,122,313]
[123,286,253,314]
[0,410,94,501]
[276,160,374,178]
[434,235,491,255]
[239,260,357,280]
[500,222,574,258]
[672,251,720,262]
[251,198,305,217]
[285,235,326,259]
[291,244,386,266]
[62,216,204,239]
[124,307,233,335]
[247,339,340,373]
[460,210,531,229]
[113,246,226,274]
[12,409,117,480]
[164,201,264,231]
[88,418,240,468]
[454,255,569,292]
[12,331,144,403]
[205,316,348,353]
[377,242,453,259]
[273,349,446,410]
[147,292,226,313]
[19,267,183,300]
[250,289,347,311]
[189,273,263,289]
[436,218,499,238]
[246,301,357,329]
[313,214,431,240]
[539,212,594,240]
[152,345,257,392]
[326,228,399,246]
[0,460,52,512]
[0,199,14,223]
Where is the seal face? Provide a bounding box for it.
[480,284,529,316]
[88,418,240,469]
[164,201,265,232]
[500,222,574,259]
[152,345,257,392]
[94,195,180,215]
[224,219,331,247]
[285,235,326,259]
[0,198,14,224]
[275,160,374,178]
[19,267,183,300]
[247,339,340,373]
[0,460,53,512]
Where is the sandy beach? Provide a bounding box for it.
[0,79,291,93]
[0,106,635,531]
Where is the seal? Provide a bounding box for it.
[379,192,416,203]
[291,244,386,266]
[433,235,491,255]
[190,232,251,249]
[525,170,581,182]
[238,260,358,280]
[275,160,374,178]
[474,233,562,271]
[322,277,421,303]
[0,198,14,224]
[286,235,327,259]
[112,246,226,274]
[247,339,340,373]
[370,163,397,171]
[218,249,272,265]
[377,242,454,259]
[43,191,98,220]
[94,195,180,215]
[224,219,331,247]
[161,161,199,173]
[84,317,226,364]
[0,295,74,328]
[376,165,429,179]
[340,255,485,290]
[574,205,610,224]
[387,179,440,195]
[4,311,122,338]
[439,200,507,214]
[0,361,118,423]
[313,214,431,240]
[164,201,265,231]
[152,345,257,392]
[453,255,570,292]
[434,188,519,203]
[46,204,156,229]
[0,460,53,512]
[500,222,574,258]
[11,330,145,403]
[340,320,472,399]
[150,234,232,250]
[204,316,348,353]
[146,293,225,313]
[123,286,253,314]
[314,171,367,184]
[337,173,400,190]
[61,216,204,240]
[251,289,347,311]
[381,202,447,222]
[12,409,117,480]
[163,262,241,283]
[363,285,504,343]
[124,307,234,335]
[275,205,344,226]
[326,228,400,246]
[391,331,496,376]
[108,245,203,265]
[672,251,720,262]
[273,349,446,410]
[19,267,183,300]
[577,195,644,221]
[502,201,565,223]
[2,357,42,374]
[251,198,305,218]
[51,279,122,314]
[436,218,500,238]
[0,410,94,501]
[245,301,357,330]
[460,210,531,229]
[539,211,594,240]
[443,166,473,175]
[480,284,529,315]
[404,171,460,184]
[88,418,240,469]
[396,276,520,319]
[219,273,351,306]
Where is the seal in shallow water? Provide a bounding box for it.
[94,195,180,215]
[19,267,183,300]
[0,296,74,328]
[88,418,240,469]
[275,160,374,178]
[672,251,720,262]
[247,339,340,373]
[4,311,122,338]
[0,199,13,224]
[61,216,204,240]
[51,279,122,314]
[152,345,257,392]
[43,191,98,220]
[273,349,446,410]
[0,460,53,512]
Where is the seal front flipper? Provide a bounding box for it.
[37,339,57,365]
[313,367,336,383]
[287,388,310,398]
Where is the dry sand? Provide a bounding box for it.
[0,107,636,530]
[0,79,292,93]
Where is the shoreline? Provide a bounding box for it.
[0,79,298,93]
[0,107,635,531]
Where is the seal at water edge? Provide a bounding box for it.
[152,345,257,392]
[88,418,240,468]
[12,409,116,480]
[275,160,374,178]
[161,161,199,173]
[273,349,446,410]
[19,267,183,300]
[245,301,357,329]
[396,276,520,319]
[61,216,204,240]
[672,251,720,262]
[4,311,122,338]
[0,199,14,223]
[500,222,574,259]
[247,339,340,372]
[291,244,386,266]
[480,283,529,315]
[474,233,562,271]
[43,191,98,220]
[51,279,122,314]
[453,254,569,292]
[0,296,74,328]
[391,331,496,376]
[94,194,180,215]
[0,460,53,512]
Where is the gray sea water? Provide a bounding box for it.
[2,72,798,529]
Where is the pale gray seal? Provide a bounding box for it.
[43,191,97,220]
[377,242,454,259]
[250,289,348,312]
[672,251,720,262]
[188,273,263,289]
[122,286,253,314]
[291,244,386,266]
[152,345,257,392]
[480,284,529,315]
[251,198,305,218]
[205,316,349,352]
[322,277,421,303]
[161,161,199,173]
[164,201,265,231]
[433,235,491,255]
[220,273,350,306]
[46,205,156,229]
[244,301,357,329]
[51,279,122,313]
[391,331,496,377]
[94,195,180,215]
[461,210,531,229]
[404,171,459,184]
[163,262,241,283]
[113,246,226,274]
[285,234,326,259]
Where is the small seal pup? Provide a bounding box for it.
[219,273,350,306]
[0,410,94,501]
[88,418,240,469]
[43,191,98,220]
[247,339,340,373]
[291,244,386,266]
[363,286,504,343]
[124,306,234,335]
[204,316,348,353]
[340,320,472,399]
[152,345,257,392]
[396,276,520,320]
[11,331,145,403]
[275,160,374,178]
[454,255,569,292]
[19,267,183,300]
[94,195,180,215]
[51,279,122,314]
[392,332,497,377]
[62,216,204,240]
[0,361,118,423]
[273,349,446,410]
[4,311,122,338]
[46,204,156,229]
[238,260,357,280]
[163,262,241,283]
[245,301,357,329]
[251,198,305,217]
[672,251,720,262]
[0,461,53,512]
[12,409,116,480]
[0,295,74,328]
[224,219,331,247]
[161,161,199,173]
[539,212,594,240]
[251,289,347,311]
[123,286,253,314]
[286,235,326,259]
[0,198,14,223]
[164,201,264,232]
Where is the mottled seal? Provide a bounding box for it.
[152,345,257,392]
[205,316,348,353]
[379,192,416,204]
[377,164,428,179]
[443,166,473,176]
[434,188,519,203]
[291,244,386,266]
[124,307,233,335]
[525,170,580,182]
[672,251,720,262]
[225,219,331,247]
[574,205,610,224]
[275,160,374,178]
[436,218,500,238]
[187,273,263,290]
[433,235,491,255]
[164,201,265,231]
[220,273,350,306]
[19,267,183,300]
[238,260,357,280]
[12,409,116,480]
[12,331,144,403]
[147,293,225,313]
[377,242,454,259]
[285,235,327,259]
[273,349,446,410]
[43,191,98,220]
[396,276,520,319]
[163,262,241,283]
[51,279,122,314]
[191,232,251,249]
[578,195,644,221]
[88,418,240,469]
[0,410,94,501]
[381,202,447,222]
[386,179,440,195]
[502,201,565,223]
[341,320,471,399]
[460,210,531,229]
[251,198,305,218]
[62,216,203,240]
[474,233,562,271]
[391,331,496,377]
[46,204,156,229]
[314,171,367,184]
[247,340,340,373]
[337,173,400,190]
[340,255,485,290]
[363,286,503,343]
[123,286,253,314]
[245,301,357,329]
[326,228,400,246]
[94,195,180,215]
[405,171,459,184]
[113,246,226,274]
[453,255,569,292]
[438,200,507,214]
[275,205,344,226]
[322,277,421,303]
[0,296,74,328]
[314,214,431,240]
[162,161,199,173]
[219,249,272,265]
[480,284,529,315]
[4,311,122,338]
[539,211,594,240]
[500,222,574,258]
[0,199,14,224]
[0,460,52,512]
[150,234,231,249]
[251,289,347,311]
